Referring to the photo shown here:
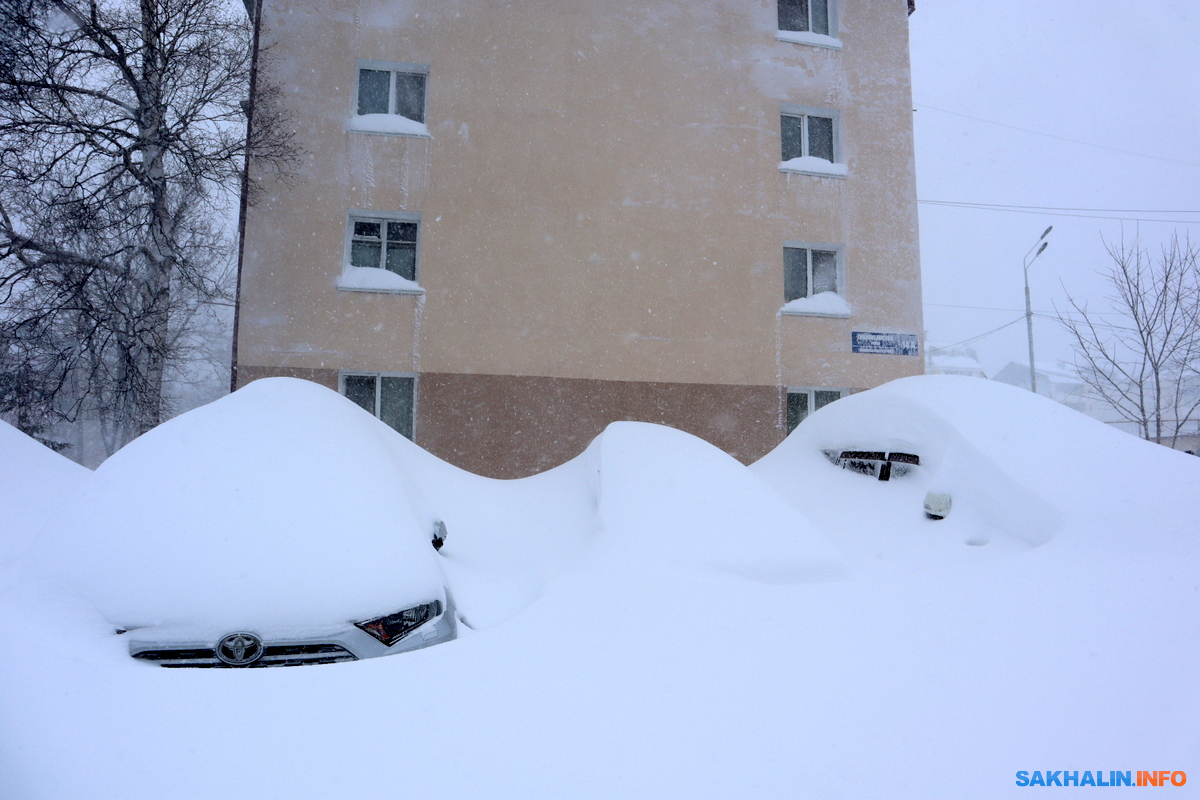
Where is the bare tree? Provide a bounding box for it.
[0,0,291,456]
[1059,234,1200,448]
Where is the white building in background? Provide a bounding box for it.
[991,360,1106,418]
[925,344,986,379]
[989,360,1200,451]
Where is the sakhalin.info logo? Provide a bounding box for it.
[1015,771,1187,787]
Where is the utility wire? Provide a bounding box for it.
[918,200,1200,225]
[926,301,1047,312]
[920,200,1200,214]
[931,313,1135,358]
[926,301,1128,319]
[1033,311,1136,333]
[933,315,1026,351]
[913,102,1200,169]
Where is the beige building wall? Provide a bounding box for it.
[236,0,924,476]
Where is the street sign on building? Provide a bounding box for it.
[852,332,920,356]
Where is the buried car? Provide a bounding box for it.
[23,379,461,668]
[123,518,457,668]
[124,589,456,668]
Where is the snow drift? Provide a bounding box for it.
[22,379,447,631]
[1,375,1197,800]
[589,421,846,583]
[0,421,89,566]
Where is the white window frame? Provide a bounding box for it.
[783,241,845,303]
[779,103,842,170]
[352,59,431,137]
[785,387,845,433]
[776,0,841,49]
[341,210,423,294]
[339,371,418,439]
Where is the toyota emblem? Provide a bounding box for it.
[216,632,264,666]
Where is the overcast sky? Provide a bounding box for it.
[908,0,1200,375]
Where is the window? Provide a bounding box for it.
[348,215,418,281]
[779,104,845,176]
[786,388,843,433]
[781,111,835,163]
[342,372,416,439]
[784,245,839,301]
[356,62,426,123]
[349,61,430,137]
[778,0,830,36]
[828,450,920,481]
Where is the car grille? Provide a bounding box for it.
[132,643,358,668]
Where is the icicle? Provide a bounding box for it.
[775,308,785,435]
[411,290,426,374]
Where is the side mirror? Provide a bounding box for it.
[923,491,951,520]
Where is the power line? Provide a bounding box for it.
[931,313,1135,356]
[920,200,1200,214]
[918,200,1200,225]
[926,301,1044,312]
[913,102,1200,169]
[926,301,1128,320]
[1033,311,1136,333]
[934,315,1027,351]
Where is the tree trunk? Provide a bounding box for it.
[135,0,171,434]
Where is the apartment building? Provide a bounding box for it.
[233,0,925,478]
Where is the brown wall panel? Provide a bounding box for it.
[417,373,782,479]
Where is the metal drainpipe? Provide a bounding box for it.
[229,0,264,393]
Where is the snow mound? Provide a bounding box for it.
[778,155,847,177]
[373,431,597,632]
[21,378,446,631]
[347,113,430,137]
[588,422,846,583]
[0,421,89,565]
[3,375,1200,798]
[754,374,1199,573]
[780,290,851,317]
[338,265,424,293]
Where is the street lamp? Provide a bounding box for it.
[1023,226,1052,394]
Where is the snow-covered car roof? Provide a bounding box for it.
[23,379,447,632]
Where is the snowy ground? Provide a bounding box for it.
[1,376,1196,799]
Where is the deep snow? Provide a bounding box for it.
[0,422,88,566]
[1,375,1196,799]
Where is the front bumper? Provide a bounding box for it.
[127,599,457,668]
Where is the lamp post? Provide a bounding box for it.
[1023,226,1052,394]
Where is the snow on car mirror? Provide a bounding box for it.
[924,491,952,520]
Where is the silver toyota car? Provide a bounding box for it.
[38,380,466,670]
[124,590,457,668]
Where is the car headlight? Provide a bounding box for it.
[354,600,443,646]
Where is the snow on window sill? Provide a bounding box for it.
[775,30,843,50]
[346,114,431,138]
[779,156,848,178]
[781,292,851,318]
[338,266,424,295]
